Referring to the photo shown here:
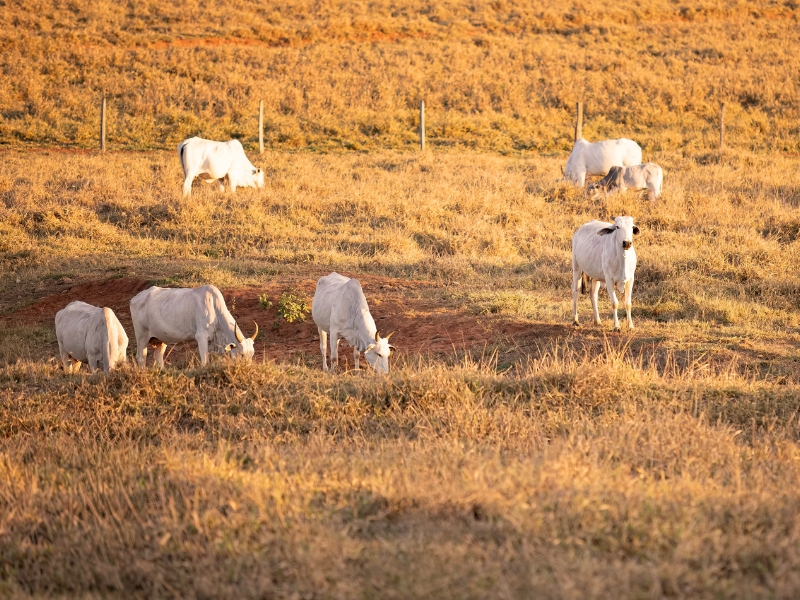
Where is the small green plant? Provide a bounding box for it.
[258,293,273,310]
[277,290,310,323]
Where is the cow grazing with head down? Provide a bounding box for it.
[564,138,642,187]
[571,216,640,331]
[55,301,129,373]
[130,284,258,368]
[312,272,395,374]
[178,137,265,197]
[586,163,663,201]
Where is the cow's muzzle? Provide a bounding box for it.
[622,241,632,250]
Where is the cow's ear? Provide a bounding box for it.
[224,343,236,353]
[597,227,617,236]
[632,226,640,235]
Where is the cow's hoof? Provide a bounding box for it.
[572,320,580,328]
[612,326,621,333]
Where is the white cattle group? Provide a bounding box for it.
[50,131,666,375]
[53,276,395,374]
[178,137,265,197]
[564,138,642,187]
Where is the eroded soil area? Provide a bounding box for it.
[1,274,579,370]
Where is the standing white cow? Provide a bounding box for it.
[178,137,265,197]
[564,138,642,187]
[55,301,128,373]
[586,163,663,201]
[312,272,395,374]
[571,216,639,331]
[129,285,258,368]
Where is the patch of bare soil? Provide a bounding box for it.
[0,274,580,370]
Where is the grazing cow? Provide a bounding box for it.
[564,138,642,187]
[571,216,639,331]
[178,137,265,197]
[129,284,258,368]
[55,301,128,373]
[586,163,663,201]
[312,272,395,374]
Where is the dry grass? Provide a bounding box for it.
[1,148,800,597]
[1,354,800,598]
[3,0,800,597]
[1,0,800,152]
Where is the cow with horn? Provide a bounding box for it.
[130,284,258,368]
[312,272,396,374]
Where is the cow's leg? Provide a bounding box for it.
[319,329,328,372]
[577,170,586,188]
[196,333,210,366]
[591,278,603,325]
[329,331,340,373]
[153,342,168,369]
[571,267,582,326]
[229,181,237,193]
[182,173,195,197]
[135,334,149,367]
[215,179,225,193]
[88,352,102,373]
[624,278,635,330]
[61,352,79,373]
[353,346,360,370]
[607,280,621,331]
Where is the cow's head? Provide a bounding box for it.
[225,321,258,361]
[598,216,639,250]
[252,168,265,189]
[364,331,396,375]
[585,181,603,200]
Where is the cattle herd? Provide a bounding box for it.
[55,135,654,374]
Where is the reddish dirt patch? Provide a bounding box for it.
[0,274,579,369]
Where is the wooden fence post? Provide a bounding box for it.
[719,102,726,149]
[258,99,264,154]
[100,91,106,152]
[574,102,583,142]
[419,100,425,152]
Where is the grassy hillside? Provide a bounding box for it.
[2,148,800,596]
[3,0,800,597]
[1,0,799,152]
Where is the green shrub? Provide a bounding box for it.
[277,290,310,323]
[258,293,273,310]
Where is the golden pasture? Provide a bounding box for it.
[2,1,800,598]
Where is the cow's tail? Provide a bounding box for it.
[580,273,591,295]
[177,140,188,178]
[102,307,116,373]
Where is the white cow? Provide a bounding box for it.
[571,216,639,331]
[178,137,265,197]
[586,163,663,201]
[129,284,258,368]
[312,272,395,374]
[55,301,128,373]
[564,138,642,187]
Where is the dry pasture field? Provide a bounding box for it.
[3,0,800,598]
[2,149,800,598]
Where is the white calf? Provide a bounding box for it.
[587,163,663,201]
[571,216,639,331]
